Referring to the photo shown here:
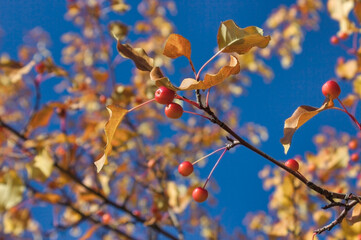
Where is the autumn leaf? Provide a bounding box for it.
[327,0,354,21]
[116,41,153,71]
[109,21,128,41]
[25,105,54,136]
[152,55,240,91]
[347,203,361,225]
[354,1,361,23]
[0,171,25,212]
[94,105,128,172]
[217,20,271,54]
[163,34,191,60]
[281,100,334,154]
[7,60,35,83]
[79,224,101,240]
[27,148,54,181]
[336,59,358,80]
[34,193,62,204]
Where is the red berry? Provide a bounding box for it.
[56,107,66,117]
[351,153,359,162]
[339,32,348,40]
[178,161,193,176]
[35,62,46,74]
[165,103,183,119]
[337,57,345,65]
[322,80,341,99]
[102,213,111,224]
[99,95,107,104]
[330,36,339,45]
[348,139,358,150]
[155,86,175,105]
[285,159,299,171]
[132,210,141,217]
[192,187,208,203]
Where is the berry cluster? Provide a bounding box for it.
[155,86,183,119]
[348,138,359,162]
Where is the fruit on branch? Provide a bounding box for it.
[351,153,359,162]
[322,80,341,99]
[285,159,299,171]
[178,161,193,176]
[330,36,339,45]
[35,62,46,74]
[339,32,348,40]
[155,86,176,104]
[99,95,107,104]
[348,139,358,150]
[102,213,112,224]
[192,187,208,202]
[165,103,183,119]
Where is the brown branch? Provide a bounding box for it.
[314,200,359,234]
[0,118,179,240]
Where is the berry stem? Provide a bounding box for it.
[353,31,358,51]
[128,98,156,113]
[175,95,200,108]
[196,49,223,81]
[203,148,227,189]
[337,98,361,130]
[205,88,211,107]
[183,110,211,120]
[192,147,227,165]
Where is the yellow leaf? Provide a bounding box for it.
[109,21,128,41]
[94,105,128,172]
[313,210,332,226]
[152,55,240,91]
[347,203,361,225]
[116,41,153,71]
[281,100,334,154]
[163,34,192,61]
[27,148,54,181]
[0,171,25,212]
[268,220,288,237]
[9,60,35,83]
[217,20,271,54]
[336,59,358,80]
[327,0,354,21]
[353,75,361,98]
[34,193,62,204]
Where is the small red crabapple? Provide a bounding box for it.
[330,36,339,45]
[322,80,341,99]
[99,95,107,104]
[348,139,358,150]
[178,161,193,176]
[339,32,348,40]
[192,187,208,202]
[285,159,299,171]
[155,86,175,105]
[35,62,46,74]
[102,213,111,224]
[165,103,183,119]
[351,153,359,162]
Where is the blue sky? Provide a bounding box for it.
[0,0,356,238]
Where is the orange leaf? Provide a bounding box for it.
[79,224,101,240]
[116,41,153,71]
[34,193,62,204]
[94,105,128,172]
[281,100,334,154]
[163,34,192,61]
[217,20,271,54]
[26,106,54,136]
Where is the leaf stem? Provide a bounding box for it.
[175,95,200,108]
[128,98,156,113]
[203,148,227,188]
[183,110,211,120]
[337,98,361,130]
[192,147,227,165]
[196,50,223,81]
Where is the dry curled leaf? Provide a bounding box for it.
[152,55,240,91]
[217,20,271,54]
[163,33,192,61]
[327,0,354,21]
[347,203,361,225]
[281,100,334,154]
[109,21,128,41]
[25,106,54,136]
[94,105,128,172]
[116,41,153,71]
[34,193,62,204]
